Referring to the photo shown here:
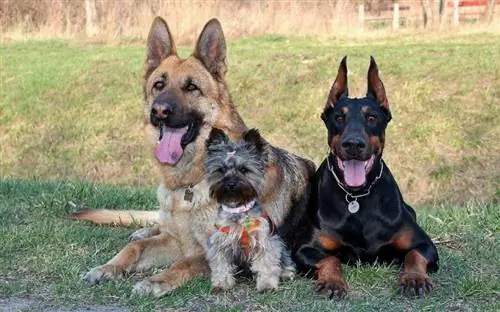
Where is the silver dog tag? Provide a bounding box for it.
[347,200,360,214]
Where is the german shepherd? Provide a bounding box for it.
[71,17,315,297]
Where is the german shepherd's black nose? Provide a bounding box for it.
[341,136,366,157]
[151,101,173,120]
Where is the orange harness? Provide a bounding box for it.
[216,210,276,257]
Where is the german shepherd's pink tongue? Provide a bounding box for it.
[155,126,188,165]
[343,160,366,187]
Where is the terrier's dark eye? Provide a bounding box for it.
[239,167,249,174]
[153,81,165,91]
[218,167,227,174]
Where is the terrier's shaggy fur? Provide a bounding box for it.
[204,128,295,292]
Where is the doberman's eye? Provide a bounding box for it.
[335,115,344,123]
[153,80,165,91]
[367,115,377,123]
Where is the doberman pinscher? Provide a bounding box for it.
[295,56,438,299]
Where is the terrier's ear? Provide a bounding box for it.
[206,128,228,150]
[243,128,266,154]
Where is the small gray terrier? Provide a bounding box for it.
[204,128,296,292]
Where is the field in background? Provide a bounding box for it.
[1,0,500,43]
[1,34,499,205]
[1,17,500,311]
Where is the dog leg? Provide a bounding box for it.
[314,256,348,299]
[129,225,161,241]
[83,234,181,285]
[397,250,434,297]
[132,254,210,297]
[251,236,282,292]
[279,245,296,281]
[205,232,236,292]
[392,225,438,296]
[296,233,347,299]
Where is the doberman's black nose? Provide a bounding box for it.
[150,101,174,125]
[341,136,367,157]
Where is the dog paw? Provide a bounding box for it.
[132,279,173,298]
[211,275,236,291]
[256,275,279,293]
[280,265,296,281]
[315,278,348,299]
[129,228,154,241]
[397,272,434,297]
[83,265,124,285]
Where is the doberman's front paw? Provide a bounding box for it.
[315,278,348,299]
[397,272,434,297]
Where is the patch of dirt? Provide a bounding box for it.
[0,297,128,312]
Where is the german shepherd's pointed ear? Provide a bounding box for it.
[145,17,176,80]
[243,128,266,154]
[326,56,349,110]
[206,128,229,149]
[193,19,227,80]
[367,56,389,111]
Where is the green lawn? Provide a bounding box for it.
[0,180,498,311]
[0,34,499,311]
[1,34,499,205]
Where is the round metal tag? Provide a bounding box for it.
[347,200,360,214]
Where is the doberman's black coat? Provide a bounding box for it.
[295,57,438,299]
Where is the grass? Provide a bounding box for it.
[0,33,499,310]
[1,34,499,205]
[0,179,498,311]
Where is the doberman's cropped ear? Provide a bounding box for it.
[326,56,349,110]
[206,128,229,150]
[243,128,266,154]
[193,18,227,80]
[145,17,176,80]
[367,56,389,111]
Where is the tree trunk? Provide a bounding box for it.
[85,0,99,37]
[421,0,434,28]
[48,0,64,33]
[484,0,496,24]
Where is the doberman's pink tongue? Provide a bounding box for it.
[343,160,366,187]
[155,126,188,165]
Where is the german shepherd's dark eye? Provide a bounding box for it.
[153,81,165,91]
[183,82,199,92]
[239,167,249,174]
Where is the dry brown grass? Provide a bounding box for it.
[2,0,500,43]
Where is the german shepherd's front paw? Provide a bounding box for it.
[397,272,434,297]
[132,279,174,298]
[83,264,124,285]
[129,227,155,241]
[315,278,348,299]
